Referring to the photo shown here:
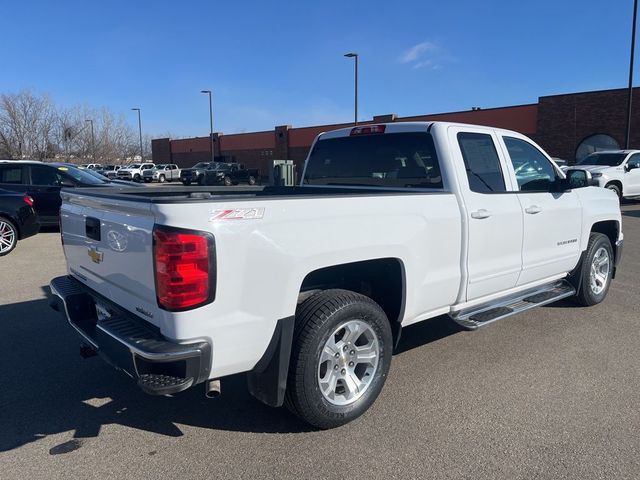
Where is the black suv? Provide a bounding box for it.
[0,188,40,256]
[0,161,117,226]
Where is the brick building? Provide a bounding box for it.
[152,87,640,175]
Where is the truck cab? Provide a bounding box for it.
[569,150,640,200]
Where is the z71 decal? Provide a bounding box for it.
[210,208,265,221]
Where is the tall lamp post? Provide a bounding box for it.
[201,90,215,162]
[344,52,359,125]
[85,119,95,161]
[131,108,144,161]
[626,0,639,149]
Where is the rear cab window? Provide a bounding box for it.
[457,132,506,193]
[0,165,25,184]
[304,131,443,189]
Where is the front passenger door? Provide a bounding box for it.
[623,153,640,196]
[500,136,582,286]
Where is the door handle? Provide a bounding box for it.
[525,205,542,215]
[470,209,492,219]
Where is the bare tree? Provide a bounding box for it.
[0,90,143,164]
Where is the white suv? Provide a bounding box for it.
[569,150,640,200]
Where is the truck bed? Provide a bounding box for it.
[67,184,446,204]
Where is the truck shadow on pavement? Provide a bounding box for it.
[0,288,485,452]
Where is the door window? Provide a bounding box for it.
[457,132,506,193]
[503,137,560,192]
[0,166,24,184]
[627,154,640,170]
[30,165,64,186]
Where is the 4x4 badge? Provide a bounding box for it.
[88,247,103,264]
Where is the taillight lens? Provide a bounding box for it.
[23,195,34,207]
[153,226,215,311]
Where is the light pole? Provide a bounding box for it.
[626,0,638,149]
[201,90,215,162]
[85,119,95,161]
[131,108,144,161]
[344,52,359,125]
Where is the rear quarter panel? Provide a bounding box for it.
[153,192,462,378]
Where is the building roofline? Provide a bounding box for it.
[539,86,640,99]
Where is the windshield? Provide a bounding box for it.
[304,132,443,189]
[193,162,210,169]
[126,164,141,169]
[578,153,626,166]
[155,164,167,169]
[56,165,109,185]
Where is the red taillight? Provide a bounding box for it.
[350,125,386,136]
[153,227,215,311]
[23,195,34,207]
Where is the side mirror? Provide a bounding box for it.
[565,169,593,189]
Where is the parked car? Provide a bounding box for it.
[0,188,39,256]
[96,165,121,179]
[566,150,640,200]
[203,162,259,186]
[81,163,102,170]
[116,163,155,182]
[142,164,180,183]
[0,161,124,226]
[180,162,211,185]
[50,121,622,429]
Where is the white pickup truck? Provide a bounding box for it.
[50,122,623,429]
[568,150,640,200]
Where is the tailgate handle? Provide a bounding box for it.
[85,217,101,241]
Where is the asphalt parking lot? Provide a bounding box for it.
[1,204,639,480]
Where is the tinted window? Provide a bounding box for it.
[30,165,64,186]
[304,132,443,188]
[0,166,23,184]
[578,152,626,167]
[457,133,505,193]
[503,137,560,192]
[628,154,640,169]
[56,165,108,185]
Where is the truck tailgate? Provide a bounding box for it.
[59,191,160,328]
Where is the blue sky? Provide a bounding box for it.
[1,0,636,138]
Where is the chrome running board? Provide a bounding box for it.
[450,280,576,330]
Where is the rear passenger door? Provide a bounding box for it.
[27,165,67,224]
[499,136,582,285]
[449,127,523,301]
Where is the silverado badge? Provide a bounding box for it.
[88,246,104,264]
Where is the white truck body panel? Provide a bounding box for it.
[58,121,623,381]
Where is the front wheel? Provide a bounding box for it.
[159,175,166,183]
[606,183,622,201]
[248,175,256,185]
[0,217,18,256]
[285,289,392,429]
[134,174,141,183]
[223,176,232,186]
[182,180,191,186]
[575,232,614,306]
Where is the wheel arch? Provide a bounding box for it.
[0,212,20,239]
[604,179,623,195]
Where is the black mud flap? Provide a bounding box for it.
[246,316,294,408]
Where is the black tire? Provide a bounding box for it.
[197,175,206,186]
[224,176,232,186]
[182,180,191,186]
[575,233,614,306]
[606,183,622,200]
[134,174,141,183]
[0,216,18,257]
[248,175,256,185]
[159,175,166,183]
[144,178,151,183]
[285,289,392,429]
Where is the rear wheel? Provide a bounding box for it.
[285,289,392,429]
[575,233,613,306]
[0,217,18,256]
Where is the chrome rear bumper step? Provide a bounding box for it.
[451,280,576,329]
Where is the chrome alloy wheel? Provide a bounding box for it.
[590,246,611,295]
[0,220,16,254]
[317,319,380,406]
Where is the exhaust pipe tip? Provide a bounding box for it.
[205,379,221,399]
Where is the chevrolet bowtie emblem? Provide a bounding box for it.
[88,247,104,264]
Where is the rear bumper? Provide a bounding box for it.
[49,275,211,395]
